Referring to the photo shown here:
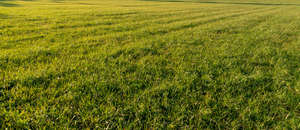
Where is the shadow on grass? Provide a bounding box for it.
[0,0,35,1]
[0,13,8,18]
[0,0,19,7]
[143,0,186,2]
[0,0,67,7]
[197,1,300,6]
[142,0,300,6]
[0,2,18,7]
[0,0,44,7]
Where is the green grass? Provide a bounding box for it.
[0,0,300,128]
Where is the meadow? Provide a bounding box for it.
[0,0,299,128]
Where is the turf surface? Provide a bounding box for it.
[0,0,300,128]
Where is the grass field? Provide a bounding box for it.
[0,0,300,128]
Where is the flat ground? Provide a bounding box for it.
[0,0,299,128]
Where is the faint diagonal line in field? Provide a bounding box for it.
[7,8,282,70]
[1,9,182,31]
[1,5,241,37]
[58,8,234,29]
[2,7,252,44]
[0,8,217,34]
[0,25,13,30]
[52,9,233,31]
[2,7,276,51]
[68,7,251,37]
[0,7,282,71]
[60,5,242,26]
[76,7,276,45]
[112,9,282,56]
[145,7,278,36]
[127,10,284,96]
[77,8,265,39]
[4,35,44,44]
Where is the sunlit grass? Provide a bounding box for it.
[0,0,299,128]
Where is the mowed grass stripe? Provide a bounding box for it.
[0,6,276,52]
[251,9,300,48]
[0,5,245,37]
[80,8,283,64]
[0,7,257,48]
[104,8,284,61]
[50,6,241,30]
[73,7,277,45]
[0,5,288,71]
[30,10,290,101]
[25,7,275,50]
[0,6,281,72]
[0,9,291,88]
[86,6,295,60]
[69,7,268,43]
[0,6,238,42]
[52,7,252,38]
[0,3,234,31]
[101,10,292,95]
[0,7,232,38]
[0,8,280,77]
[1,0,300,129]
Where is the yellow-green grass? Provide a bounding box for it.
[0,0,299,128]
